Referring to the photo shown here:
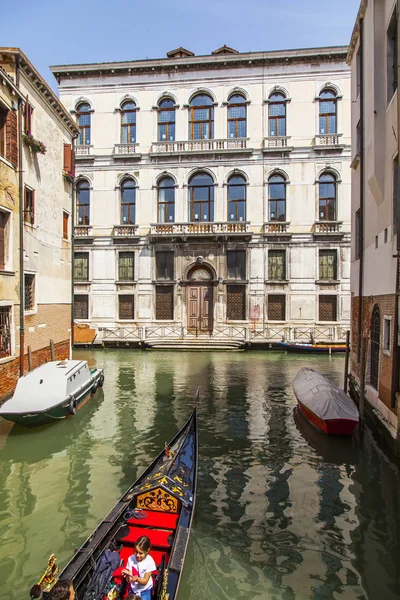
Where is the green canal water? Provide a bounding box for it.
[0,350,399,600]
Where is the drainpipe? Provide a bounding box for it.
[357,18,365,364]
[71,137,76,351]
[16,56,25,377]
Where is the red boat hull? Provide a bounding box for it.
[298,400,358,435]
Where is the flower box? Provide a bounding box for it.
[23,132,47,154]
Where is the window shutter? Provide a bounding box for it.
[0,213,5,270]
[31,190,35,225]
[71,148,75,176]
[24,96,29,133]
[5,110,18,168]
[63,143,72,173]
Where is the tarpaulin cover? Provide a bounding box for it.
[293,368,359,422]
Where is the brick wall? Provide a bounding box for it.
[351,293,396,412]
[23,304,71,353]
[0,338,70,402]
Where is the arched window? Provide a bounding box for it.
[121,179,136,224]
[76,180,90,225]
[189,94,213,140]
[189,173,214,222]
[228,94,246,138]
[319,89,337,134]
[158,177,175,223]
[77,103,91,146]
[121,101,136,143]
[268,93,286,137]
[318,172,336,221]
[158,99,175,142]
[227,175,246,221]
[370,305,381,390]
[268,174,286,222]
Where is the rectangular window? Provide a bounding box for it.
[0,305,12,358]
[74,294,89,319]
[319,250,337,281]
[227,250,246,280]
[0,211,9,270]
[24,187,35,225]
[227,285,246,320]
[74,252,89,281]
[319,295,337,322]
[356,46,361,97]
[63,143,75,176]
[156,285,174,320]
[384,228,388,243]
[63,211,69,240]
[156,252,174,280]
[118,252,135,281]
[119,295,135,320]
[387,8,398,102]
[268,250,286,280]
[384,317,391,352]
[355,209,361,260]
[24,274,35,311]
[267,295,286,321]
[0,108,6,158]
[375,235,379,249]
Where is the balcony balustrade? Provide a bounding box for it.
[263,221,290,234]
[314,221,343,234]
[113,143,140,157]
[150,138,250,155]
[150,221,250,237]
[313,134,343,149]
[113,224,139,237]
[262,137,292,152]
[75,145,93,157]
[74,225,93,237]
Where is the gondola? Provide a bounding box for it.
[32,407,198,600]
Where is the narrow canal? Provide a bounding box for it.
[0,350,399,600]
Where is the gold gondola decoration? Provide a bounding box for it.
[35,554,60,594]
[160,567,169,600]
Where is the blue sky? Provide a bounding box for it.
[1,0,360,92]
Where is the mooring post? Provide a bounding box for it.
[344,330,350,393]
[50,338,55,361]
[27,345,32,371]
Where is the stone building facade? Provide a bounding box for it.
[0,48,79,400]
[51,45,351,348]
[348,0,400,439]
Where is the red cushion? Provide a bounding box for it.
[127,510,178,530]
[121,526,173,549]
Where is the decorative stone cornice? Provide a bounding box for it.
[347,0,368,64]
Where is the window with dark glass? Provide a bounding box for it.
[268,93,286,136]
[268,295,286,321]
[76,180,90,225]
[319,250,337,281]
[24,186,35,225]
[189,94,214,140]
[158,177,175,223]
[0,211,9,271]
[0,108,6,157]
[227,175,246,221]
[319,172,336,221]
[268,250,286,280]
[118,252,134,281]
[121,101,136,143]
[158,99,175,141]
[319,295,337,321]
[77,103,91,145]
[156,252,174,280]
[268,174,286,221]
[74,252,89,281]
[24,274,35,311]
[74,294,89,319]
[227,285,246,320]
[227,250,246,280]
[121,178,136,224]
[189,173,214,222]
[387,9,398,102]
[319,90,337,134]
[119,295,135,319]
[156,286,174,320]
[227,94,246,138]
[355,209,361,260]
[0,306,11,358]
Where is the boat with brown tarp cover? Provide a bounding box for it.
[31,407,198,600]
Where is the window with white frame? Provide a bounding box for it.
[384,317,391,353]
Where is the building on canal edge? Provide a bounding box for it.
[0,49,79,401]
[347,0,400,442]
[51,45,352,349]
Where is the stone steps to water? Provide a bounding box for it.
[145,339,244,351]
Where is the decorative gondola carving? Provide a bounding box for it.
[137,487,179,512]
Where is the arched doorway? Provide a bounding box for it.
[187,265,214,333]
[370,305,380,390]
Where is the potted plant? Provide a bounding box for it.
[22,132,47,154]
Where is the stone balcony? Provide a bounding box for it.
[149,221,252,241]
[74,226,93,243]
[313,221,344,239]
[112,224,139,239]
[312,134,344,151]
[113,143,141,159]
[75,145,94,160]
[262,137,293,153]
[263,221,292,240]
[150,138,252,156]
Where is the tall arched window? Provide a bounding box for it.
[268,174,286,221]
[228,94,246,138]
[319,89,337,134]
[227,175,246,221]
[76,180,90,225]
[121,179,136,224]
[370,305,381,390]
[189,173,214,222]
[121,101,136,143]
[189,94,213,140]
[268,93,286,137]
[158,99,175,141]
[158,177,175,223]
[77,103,91,145]
[318,172,336,221]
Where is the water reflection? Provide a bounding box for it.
[0,350,399,600]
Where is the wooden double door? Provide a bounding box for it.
[187,285,213,333]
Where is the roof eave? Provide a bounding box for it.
[347,0,368,64]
